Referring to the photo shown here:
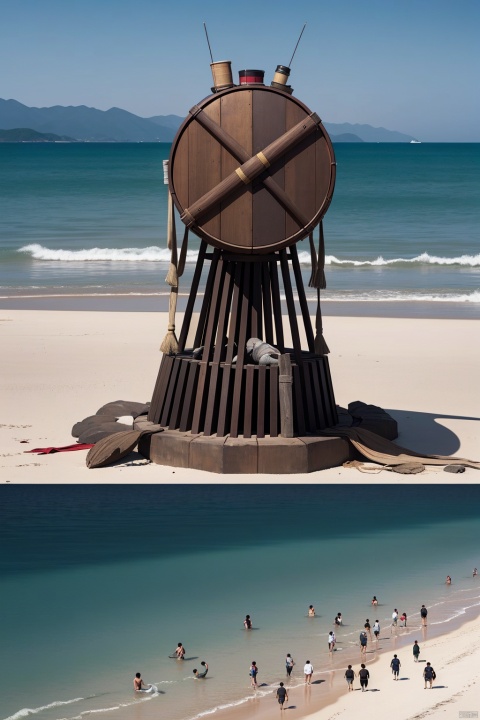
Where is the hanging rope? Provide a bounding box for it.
[308,221,329,355]
[159,170,190,354]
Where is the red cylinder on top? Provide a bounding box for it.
[238,69,264,85]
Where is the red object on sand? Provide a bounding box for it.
[25,444,94,454]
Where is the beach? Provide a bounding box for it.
[1,308,479,482]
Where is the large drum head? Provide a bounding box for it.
[169,86,336,254]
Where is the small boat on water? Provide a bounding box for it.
[410,139,421,144]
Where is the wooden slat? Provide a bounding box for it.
[188,100,221,239]
[292,364,306,435]
[193,248,220,349]
[244,365,255,438]
[257,365,266,438]
[310,357,326,429]
[178,241,207,352]
[252,89,286,251]
[160,356,181,427]
[290,244,315,352]
[192,255,225,434]
[179,361,199,432]
[279,249,303,363]
[219,90,252,249]
[269,257,285,351]
[279,354,294,437]
[168,359,190,429]
[261,262,274,345]
[269,364,279,437]
[230,263,251,438]
[302,362,317,432]
[284,99,317,240]
[148,354,171,423]
[216,262,243,437]
[251,261,262,339]
[204,260,232,435]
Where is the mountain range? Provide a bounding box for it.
[0,98,417,143]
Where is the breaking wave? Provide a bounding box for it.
[17,245,480,268]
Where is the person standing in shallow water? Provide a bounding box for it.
[244,615,252,629]
[304,660,314,684]
[420,605,428,626]
[250,661,258,688]
[308,605,315,617]
[276,682,288,709]
[285,653,295,677]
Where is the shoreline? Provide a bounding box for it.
[0,293,479,320]
[203,602,480,720]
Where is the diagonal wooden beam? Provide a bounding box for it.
[181,110,321,228]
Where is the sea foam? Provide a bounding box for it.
[18,245,480,268]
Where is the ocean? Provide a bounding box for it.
[1,484,480,720]
[0,142,479,318]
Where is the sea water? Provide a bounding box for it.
[0,142,479,317]
[1,484,480,720]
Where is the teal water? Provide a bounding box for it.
[1,485,480,720]
[0,143,479,315]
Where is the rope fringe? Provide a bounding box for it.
[160,187,190,354]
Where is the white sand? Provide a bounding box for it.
[1,309,479,483]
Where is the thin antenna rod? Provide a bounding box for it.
[289,23,307,66]
[203,22,214,64]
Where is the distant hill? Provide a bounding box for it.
[330,133,364,143]
[324,122,416,143]
[0,99,417,143]
[0,99,176,142]
[0,127,75,142]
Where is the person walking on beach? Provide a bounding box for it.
[174,643,185,659]
[373,620,380,640]
[250,661,258,688]
[364,619,372,641]
[304,660,314,684]
[359,664,370,691]
[308,605,316,617]
[193,661,208,678]
[413,640,420,662]
[276,682,288,709]
[285,653,295,677]
[390,654,401,680]
[328,631,336,652]
[400,611,407,627]
[244,614,253,629]
[391,609,398,627]
[359,631,368,653]
[344,665,356,691]
[420,605,428,626]
[423,662,435,689]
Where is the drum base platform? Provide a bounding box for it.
[136,401,397,474]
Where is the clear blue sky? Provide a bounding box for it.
[1,0,479,141]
